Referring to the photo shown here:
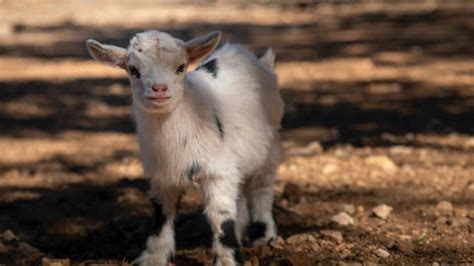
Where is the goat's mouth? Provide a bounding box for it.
[146,96,171,105]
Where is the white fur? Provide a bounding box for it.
[86,30,283,266]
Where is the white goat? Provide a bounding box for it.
[86,30,283,266]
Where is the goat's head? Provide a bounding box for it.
[86,30,221,113]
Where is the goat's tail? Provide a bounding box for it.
[259,48,276,70]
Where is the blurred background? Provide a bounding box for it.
[0,1,473,265]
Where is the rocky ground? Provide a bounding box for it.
[0,1,473,265]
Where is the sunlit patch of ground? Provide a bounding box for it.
[0,1,473,265]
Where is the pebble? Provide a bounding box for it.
[389,145,413,155]
[321,230,343,244]
[331,212,355,226]
[278,198,289,208]
[435,217,448,225]
[1,229,18,242]
[378,235,395,249]
[268,236,285,249]
[282,183,301,205]
[454,208,468,218]
[322,163,339,175]
[365,155,398,172]
[0,242,9,253]
[467,182,474,192]
[374,248,390,258]
[286,233,317,245]
[394,241,414,255]
[298,141,323,155]
[259,245,272,257]
[356,205,365,214]
[311,242,320,252]
[372,204,393,219]
[41,258,70,266]
[450,217,470,227]
[18,242,41,257]
[436,200,453,216]
[339,204,356,215]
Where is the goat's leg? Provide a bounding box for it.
[247,171,277,247]
[133,187,181,266]
[204,176,242,266]
[235,194,249,245]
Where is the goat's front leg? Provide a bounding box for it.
[204,176,242,266]
[133,187,181,266]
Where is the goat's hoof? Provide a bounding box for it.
[132,250,170,266]
[251,236,274,247]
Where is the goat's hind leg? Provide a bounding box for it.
[133,187,181,266]
[235,194,249,245]
[247,173,277,246]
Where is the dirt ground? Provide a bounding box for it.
[0,1,473,265]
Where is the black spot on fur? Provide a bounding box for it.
[198,59,218,78]
[247,221,267,242]
[187,161,201,181]
[219,219,242,263]
[152,199,166,235]
[214,113,224,139]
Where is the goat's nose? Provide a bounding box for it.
[151,84,168,92]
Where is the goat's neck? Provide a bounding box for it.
[133,88,209,142]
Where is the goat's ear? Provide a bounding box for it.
[185,31,221,64]
[85,39,127,69]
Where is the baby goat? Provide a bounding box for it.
[86,30,283,266]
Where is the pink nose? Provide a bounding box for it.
[151,84,168,92]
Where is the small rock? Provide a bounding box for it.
[282,183,301,205]
[278,199,289,208]
[311,242,320,252]
[466,182,474,192]
[48,222,86,236]
[1,229,18,242]
[356,205,365,214]
[394,241,414,255]
[436,200,453,216]
[378,236,395,249]
[339,247,352,259]
[372,204,393,219]
[331,212,355,226]
[268,236,285,249]
[450,217,470,227]
[374,248,390,258]
[339,204,356,215]
[322,163,339,175]
[321,230,343,244]
[299,141,323,155]
[0,242,9,253]
[435,217,449,225]
[286,233,317,245]
[18,242,42,258]
[259,245,272,257]
[41,258,70,266]
[389,146,413,155]
[454,208,469,218]
[365,155,398,172]
[465,137,474,148]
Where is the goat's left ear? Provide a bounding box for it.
[185,31,221,64]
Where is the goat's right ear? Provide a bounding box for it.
[85,39,127,69]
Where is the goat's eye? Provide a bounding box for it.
[129,66,141,78]
[176,63,186,75]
